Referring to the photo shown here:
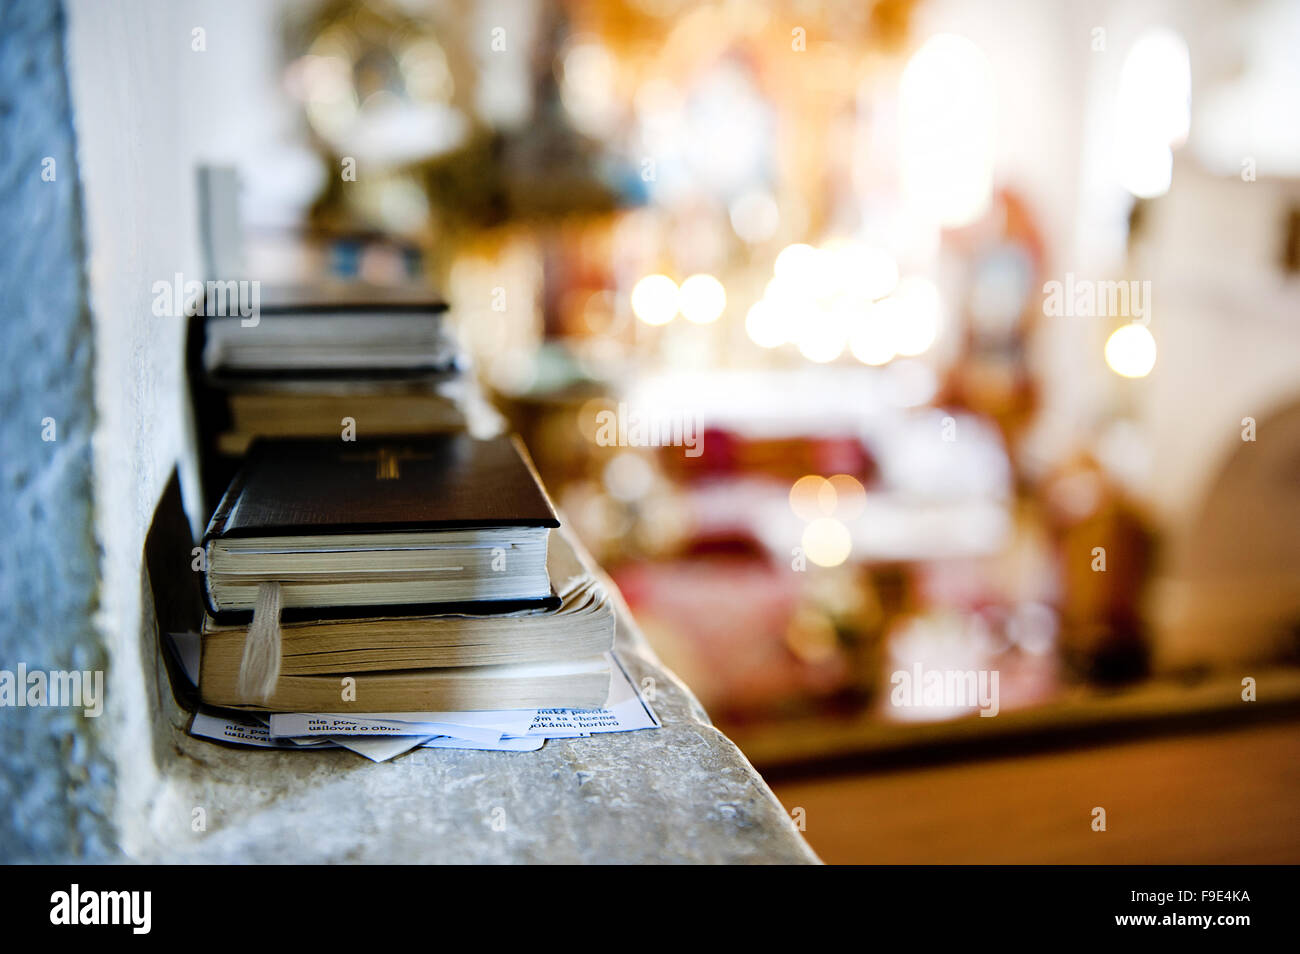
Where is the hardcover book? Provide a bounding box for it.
[202,282,454,375]
[202,434,560,617]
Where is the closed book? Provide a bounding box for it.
[202,434,560,617]
[198,656,613,713]
[202,282,453,375]
[214,379,466,455]
[200,539,616,675]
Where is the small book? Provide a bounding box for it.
[198,655,613,713]
[202,435,560,617]
[203,282,454,375]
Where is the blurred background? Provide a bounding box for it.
[54,0,1300,861]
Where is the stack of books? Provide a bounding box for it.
[190,283,468,505]
[175,282,655,758]
[196,434,618,716]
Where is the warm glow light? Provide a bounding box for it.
[790,475,835,520]
[795,305,849,363]
[828,241,899,301]
[826,474,866,519]
[774,243,821,285]
[558,42,617,136]
[802,517,852,567]
[744,300,785,348]
[762,243,936,364]
[1119,30,1191,147]
[1104,323,1157,378]
[900,34,995,228]
[762,277,812,350]
[763,275,802,309]
[1115,28,1190,199]
[630,274,678,325]
[849,304,896,366]
[678,273,726,324]
[1118,143,1173,199]
[888,276,943,356]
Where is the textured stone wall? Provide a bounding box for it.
[0,0,113,861]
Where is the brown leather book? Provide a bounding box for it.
[201,434,560,619]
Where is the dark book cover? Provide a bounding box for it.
[204,434,560,540]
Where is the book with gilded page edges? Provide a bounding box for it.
[201,434,560,618]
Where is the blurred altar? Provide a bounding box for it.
[202,0,1300,859]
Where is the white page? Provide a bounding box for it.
[276,712,551,738]
[522,654,660,737]
[271,714,504,743]
[190,712,339,749]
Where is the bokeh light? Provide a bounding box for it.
[826,474,866,519]
[849,303,897,366]
[774,243,822,286]
[900,33,995,228]
[802,517,853,567]
[630,274,679,326]
[789,475,835,520]
[795,305,850,363]
[677,273,726,324]
[1116,27,1191,198]
[888,276,944,357]
[744,299,786,348]
[1104,323,1157,378]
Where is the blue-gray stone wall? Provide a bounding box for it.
[0,0,112,861]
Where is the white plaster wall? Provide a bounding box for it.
[64,0,285,856]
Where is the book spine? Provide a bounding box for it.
[201,449,254,544]
[200,446,260,616]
